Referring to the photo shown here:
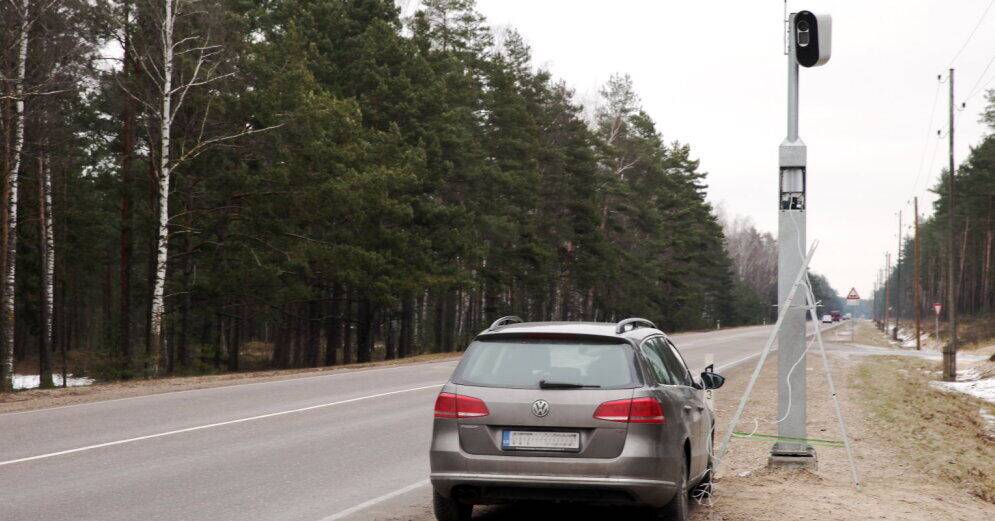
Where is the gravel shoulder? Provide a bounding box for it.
[702,320,994,521]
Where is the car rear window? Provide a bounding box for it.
[452,338,639,389]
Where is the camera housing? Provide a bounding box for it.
[794,11,831,67]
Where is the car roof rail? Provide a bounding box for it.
[487,316,524,331]
[616,318,657,334]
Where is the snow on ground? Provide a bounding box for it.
[13,374,94,390]
[929,368,995,405]
[897,327,933,350]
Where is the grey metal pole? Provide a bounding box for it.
[772,12,813,462]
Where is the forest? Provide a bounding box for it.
[0,0,842,390]
[878,94,995,331]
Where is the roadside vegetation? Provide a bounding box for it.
[874,94,995,350]
[0,0,846,391]
[853,356,995,503]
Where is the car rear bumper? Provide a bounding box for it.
[430,471,676,506]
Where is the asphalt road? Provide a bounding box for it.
[0,322,837,521]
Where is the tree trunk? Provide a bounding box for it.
[1,0,30,392]
[399,294,413,358]
[37,155,54,388]
[324,283,341,366]
[384,312,396,360]
[306,298,320,367]
[119,0,137,375]
[227,305,240,372]
[356,298,374,363]
[149,0,175,376]
[342,288,353,364]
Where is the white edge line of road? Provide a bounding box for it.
[712,322,841,372]
[320,479,431,521]
[0,384,442,468]
[0,359,460,418]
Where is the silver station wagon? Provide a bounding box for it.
[429,317,726,521]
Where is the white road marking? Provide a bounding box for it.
[0,384,442,467]
[716,349,777,372]
[320,479,430,521]
[0,360,459,417]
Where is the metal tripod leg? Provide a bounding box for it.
[714,242,818,471]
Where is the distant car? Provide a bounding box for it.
[830,311,842,322]
[429,317,725,521]
[821,314,833,323]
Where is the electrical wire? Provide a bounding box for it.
[946,0,995,69]
[910,81,943,199]
[963,50,995,103]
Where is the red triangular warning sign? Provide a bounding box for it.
[846,287,860,300]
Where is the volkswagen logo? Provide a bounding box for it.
[531,399,550,418]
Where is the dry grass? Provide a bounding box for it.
[852,356,995,503]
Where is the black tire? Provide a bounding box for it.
[658,456,690,521]
[433,490,473,521]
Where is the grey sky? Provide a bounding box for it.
[473,0,995,299]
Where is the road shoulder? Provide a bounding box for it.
[702,320,994,520]
[0,352,461,415]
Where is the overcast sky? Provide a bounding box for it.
[470,0,995,299]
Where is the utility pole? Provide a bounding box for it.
[884,253,891,331]
[914,197,922,350]
[945,68,958,382]
[894,211,902,340]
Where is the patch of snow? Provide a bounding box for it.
[980,408,995,439]
[12,374,94,390]
[930,376,995,405]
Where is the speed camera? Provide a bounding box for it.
[794,11,831,67]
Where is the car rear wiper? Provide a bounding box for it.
[538,380,602,389]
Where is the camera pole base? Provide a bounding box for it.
[768,445,818,470]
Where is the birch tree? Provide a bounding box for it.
[37,153,54,388]
[1,0,31,392]
[137,0,275,374]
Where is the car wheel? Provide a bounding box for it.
[658,457,689,521]
[433,490,473,521]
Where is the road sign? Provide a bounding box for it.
[933,303,942,315]
[845,287,860,306]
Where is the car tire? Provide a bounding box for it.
[433,490,472,521]
[657,456,689,521]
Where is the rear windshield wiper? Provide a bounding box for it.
[538,380,602,389]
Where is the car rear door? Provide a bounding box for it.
[662,337,709,476]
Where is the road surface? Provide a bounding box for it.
[0,323,837,521]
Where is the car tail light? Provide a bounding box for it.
[593,397,664,424]
[433,392,489,419]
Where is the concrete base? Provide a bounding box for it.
[768,447,818,470]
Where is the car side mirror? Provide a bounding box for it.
[700,371,725,390]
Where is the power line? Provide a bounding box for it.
[946,0,995,68]
[910,80,942,197]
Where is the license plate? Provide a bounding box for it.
[501,430,580,452]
